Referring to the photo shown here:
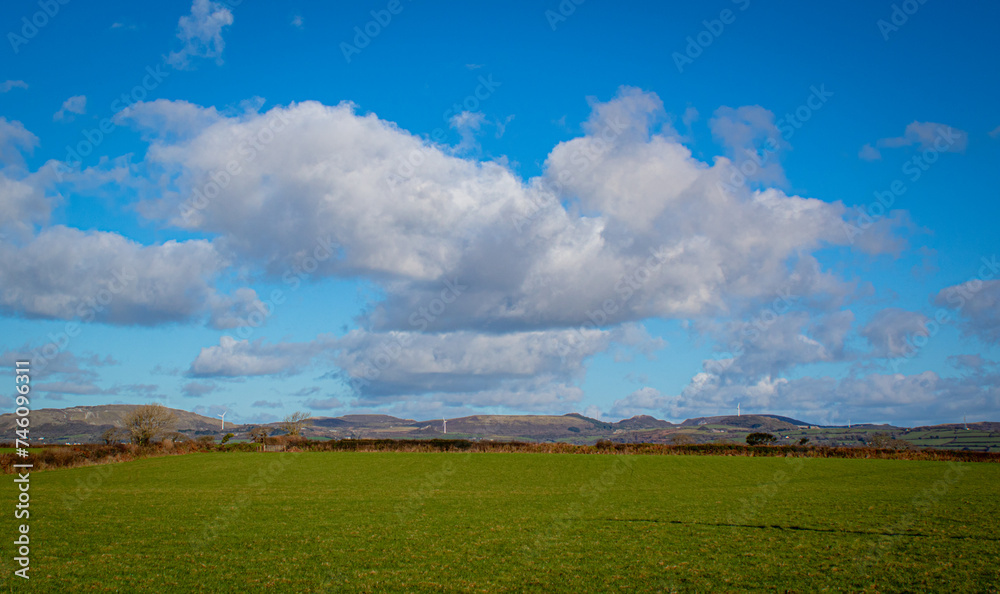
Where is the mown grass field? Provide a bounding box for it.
[2,452,998,592]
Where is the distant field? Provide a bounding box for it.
[2,453,998,592]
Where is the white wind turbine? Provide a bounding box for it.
[218,411,227,431]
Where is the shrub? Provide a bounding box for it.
[221,433,234,444]
[249,426,269,444]
[101,427,125,445]
[746,432,777,446]
[280,411,313,436]
[122,404,177,445]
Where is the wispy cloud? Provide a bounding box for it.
[858,143,881,161]
[875,121,968,153]
[0,80,28,93]
[53,95,87,122]
[166,0,234,69]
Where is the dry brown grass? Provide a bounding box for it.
[4,437,996,474]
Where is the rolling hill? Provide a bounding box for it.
[3,405,996,450]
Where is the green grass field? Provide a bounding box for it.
[3,452,998,592]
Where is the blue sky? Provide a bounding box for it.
[1,0,997,426]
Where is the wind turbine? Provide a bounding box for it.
[443,418,447,434]
[737,403,740,417]
[218,411,227,431]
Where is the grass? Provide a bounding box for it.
[2,452,998,592]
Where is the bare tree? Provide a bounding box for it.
[121,404,177,446]
[280,411,312,436]
[867,432,911,450]
[101,427,126,445]
[669,433,695,446]
[249,426,269,444]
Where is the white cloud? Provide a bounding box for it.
[875,121,968,153]
[0,347,116,397]
[990,125,1000,139]
[290,15,304,29]
[0,171,53,241]
[166,0,234,69]
[53,95,87,122]
[935,278,1000,345]
[331,328,610,402]
[710,105,789,186]
[860,308,929,358]
[189,336,330,377]
[304,397,343,410]
[0,80,28,93]
[253,400,283,408]
[0,117,39,168]
[207,287,267,330]
[704,310,854,380]
[115,91,904,336]
[0,226,246,326]
[609,386,669,418]
[449,110,486,154]
[182,381,217,397]
[662,367,1000,427]
[858,143,881,161]
[79,88,914,413]
[115,99,223,141]
[681,106,698,128]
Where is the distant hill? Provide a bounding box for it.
[418,414,605,439]
[312,414,413,429]
[680,414,807,432]
[0,405,227,443]
[613,415,675,430]
[911,422,1000,432]
[5,404,994,449]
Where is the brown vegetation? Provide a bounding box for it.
[121,404,177,445]
[3,437,996,474]
[0,438,219,473]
